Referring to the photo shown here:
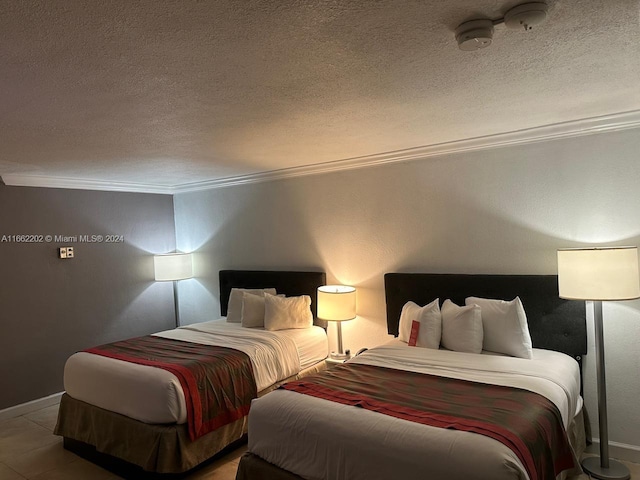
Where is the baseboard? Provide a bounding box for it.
[586,438,640,464]
[0,392,64,422]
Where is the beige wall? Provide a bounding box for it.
[174,127,640,459]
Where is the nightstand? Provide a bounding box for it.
[325,356,350,368]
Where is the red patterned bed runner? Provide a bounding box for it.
[281,363,575,480]
[85,335,257,441]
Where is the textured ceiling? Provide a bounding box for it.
[1,0,639,190]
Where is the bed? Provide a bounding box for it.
[54,269,328,478]
[236,273,588,480]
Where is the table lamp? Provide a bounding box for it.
[318,285,356,360]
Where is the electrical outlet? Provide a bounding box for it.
[58,246,74,259]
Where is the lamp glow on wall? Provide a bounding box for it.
[317,285,356,360]
[154,253,194,328]
[558,246,640,480]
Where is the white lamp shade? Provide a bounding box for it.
[154,253,193,281]
[557,246,640,301]
[317,285,356,321]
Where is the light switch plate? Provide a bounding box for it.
[58,247,74,259]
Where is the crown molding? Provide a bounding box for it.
[4,109,640,195]
[1,174,175,195]
[173,109,640,193]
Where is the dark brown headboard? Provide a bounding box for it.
[384,273,587,366]
[219,270,327,327]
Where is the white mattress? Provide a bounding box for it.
[63,319,328,424]
[247,341,582,480]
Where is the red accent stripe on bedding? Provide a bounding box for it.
[85,335,257,441]
[281,363,575,480]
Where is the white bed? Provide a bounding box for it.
[64,319,328,425]
[55,269,329,475]
[247,341,582,480]
[236,273,588,480]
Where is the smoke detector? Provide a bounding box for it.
[455,1,548,50]
[455,19,494,51]
[504,2,548,30]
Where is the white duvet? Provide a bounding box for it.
[247,341,582,480]
[63,319,328,424]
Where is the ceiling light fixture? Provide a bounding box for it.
[455,1,548,51]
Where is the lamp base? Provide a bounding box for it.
[330,351,351,360]
[582,456,630,480]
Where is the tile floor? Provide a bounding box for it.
[0,404,244,480]
[1,403,638,479]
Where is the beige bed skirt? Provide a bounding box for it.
[54,360,327,474]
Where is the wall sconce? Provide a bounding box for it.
[317,285,357,360]
[154,253,194,327]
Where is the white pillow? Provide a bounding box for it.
[241,292,267,328]
[226,288,276,323]
[465,296,533,359]
[441,299,483,354]
[398,299,441,349]
[264,294,313,331]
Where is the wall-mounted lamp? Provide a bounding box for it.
[317,285,356,360]
[154,253,193,327]
[558,246,640,480]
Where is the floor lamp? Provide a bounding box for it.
[317,285,356,360]
[154,253,194,328]
[557,246,640,480]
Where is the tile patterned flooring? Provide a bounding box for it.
[1,403,638,479]
[0,404,244,480]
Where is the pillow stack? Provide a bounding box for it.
[226,287,313,331]
[263,294,313,331]
[226,288,276,323]
[441,300,483,354]
[398,299,441,349]
[465,296,532,359]
[239,292,271,328]
[398,296,533,359]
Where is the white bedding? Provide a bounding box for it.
[63,319,328,424]
[247,341,582,480]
